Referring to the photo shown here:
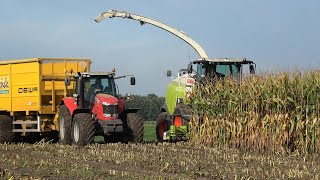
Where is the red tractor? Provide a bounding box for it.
[58,71,144,146]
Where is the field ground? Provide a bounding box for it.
[94,121,156,142]
[1,122,319,179]
[0,142,320,179]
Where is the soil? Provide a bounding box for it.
[0,141,319,179]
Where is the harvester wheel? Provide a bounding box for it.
[126,113,144,143]
[58,105,72,145]
[72,113,95,146]
[0,115,14,143]
[156,112,171,142]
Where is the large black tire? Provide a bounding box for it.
[72,113,95,146]
[156,112,171,142]
[126,113,144,143]
[58,105,72,145]
[0,115,15,143]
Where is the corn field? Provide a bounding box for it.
[189,70,320,153]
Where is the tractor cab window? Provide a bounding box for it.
[88,77,116,96]
[83,76,117,107]
[89,78,104,94]
[102,78,116,96]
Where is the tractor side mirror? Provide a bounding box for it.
[130,77,136,85]
[165,70,172,77]
[64,77,71,86]
[187,64,193,74]
[249,64,255,74]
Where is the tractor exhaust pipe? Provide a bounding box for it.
[77,72,85,109]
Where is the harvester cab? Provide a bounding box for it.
[189,58,256,82]
[59,71,144,146]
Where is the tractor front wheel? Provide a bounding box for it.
[0,115,14,143]
[156,112,171,142]
[126,113,144,143]
[72,113,95,146]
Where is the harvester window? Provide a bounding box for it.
[216,64,240,78]
[216,65,230,76]
[196,64,206,77]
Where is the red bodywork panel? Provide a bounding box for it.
[62,94,125,121]
[61,97,77,114]
[92,94,124,121]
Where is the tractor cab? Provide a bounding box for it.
[189,58,256,81]
[60,71,142,146]
[77,72,117,109]
[73,72,135,110]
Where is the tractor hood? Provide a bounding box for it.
[95,93,118,105]
[92,93,119,120]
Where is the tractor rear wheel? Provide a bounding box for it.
[58,105,72,145]
[72,113,95,146]
[126,113,144,143]
[156,112,171,142]
[0,115,14,143]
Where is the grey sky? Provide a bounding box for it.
[0,0,319,96]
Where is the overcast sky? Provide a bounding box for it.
[1,1,319,96]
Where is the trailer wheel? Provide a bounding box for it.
[0,115,15,143]
[72,113,95,146]
[126,113,144,143]
[156,112,171,142]
[58,105,72,145]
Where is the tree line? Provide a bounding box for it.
[125,94,164,121]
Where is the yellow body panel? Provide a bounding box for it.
[0,64,11,111]
[0,58,91,114]
[11,62,40,111]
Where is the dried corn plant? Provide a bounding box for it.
[188,70,320,153]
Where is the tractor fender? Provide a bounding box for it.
[60,97,77,115]
[72,109,91,119]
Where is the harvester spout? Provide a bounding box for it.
[95,10,115,23]
[94,9,209,59]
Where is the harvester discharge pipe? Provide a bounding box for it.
[95,10,209,60]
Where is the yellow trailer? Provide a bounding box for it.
[0,58,91,142]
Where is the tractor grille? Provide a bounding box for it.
[103,105,118,116]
